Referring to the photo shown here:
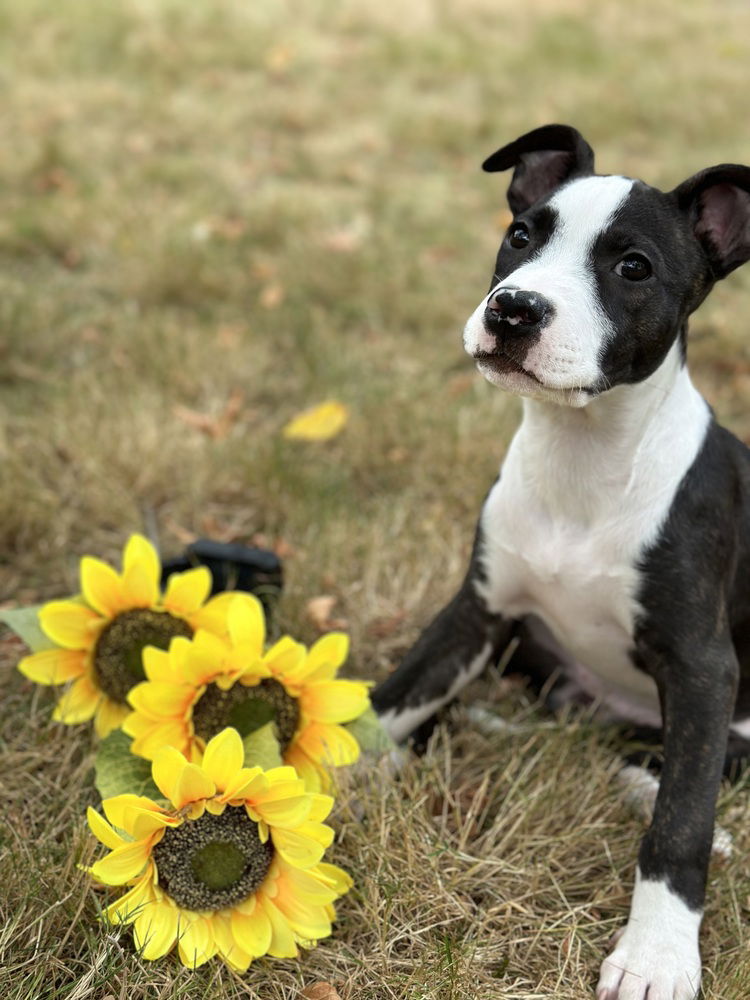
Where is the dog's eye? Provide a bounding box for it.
[507,224,530,249]
[614,254,652,281]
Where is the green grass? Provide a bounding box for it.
[2,0,750,996]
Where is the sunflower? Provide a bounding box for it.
[85,728,352,969]
[124,593,370,789]
[18,534,234,737]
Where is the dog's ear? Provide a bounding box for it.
[482,124,595,214]
[672,165,750,278]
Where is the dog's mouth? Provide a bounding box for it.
[472,351,543,385]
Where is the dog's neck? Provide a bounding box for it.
[509,341,709,526]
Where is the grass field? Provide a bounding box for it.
[2,1,750,997]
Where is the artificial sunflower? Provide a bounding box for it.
[124,593,369,789]
[85,728,352,969]
[18,534,234,737]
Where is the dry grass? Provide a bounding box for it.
[2,0,750,997]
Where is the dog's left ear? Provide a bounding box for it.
[482,124,595,214]
[672,165,750,278]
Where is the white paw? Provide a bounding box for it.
[596,929,701,1000]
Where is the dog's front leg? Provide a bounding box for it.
[597,635,738,1000]
[371,529,511,744]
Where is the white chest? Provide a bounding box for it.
[478,473,659,709]
[474,356,711,719]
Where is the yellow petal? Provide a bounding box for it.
[177,915,216,968]
[123,535,161,598]
[220,765,265,802]
[301,632,350,680]
[103,795,178,839]
[201,727,244,791]
[142,638,191,684]
[173,762,216,809]
[274,886,331,940]
[296,721,360,768]
[263,637,306,683]
[280,864,340,905]
[81,557,129,617]
[213,912,253,970]
[226,594,265,655]
[230,904,272,958]
[89,840,150,885]
[127,681,194,721]
[86,807,126,850]
[163,567,211,616]
[300,680,369,725]
[38,601,101,650]
[259,896,298,957]
[310,862,354,896]
[121,562,158,610]
[18,648,86,686]
[152,745,189,803]
[270,826,330,869]
[306,794,334,824]
[188,591,236,636]
[52,676,99,724]
[284,745,325,792]
[282,400,349,442]
[183,630,229,685]
[129,720,191,762]
[105,873,154,925]
[254,795,312,829]
[134,899,180,960]
[94,698,129,738]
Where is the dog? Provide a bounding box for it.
[371,124,750,1000]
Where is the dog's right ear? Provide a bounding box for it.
[482,124,595,215]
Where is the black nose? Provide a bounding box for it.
[484,288,553,336]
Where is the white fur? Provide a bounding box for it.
[476,343,710,721]
[597,868,702,999]
[378,642,493,743]
[463,175,634,404]
[730,715,750,739]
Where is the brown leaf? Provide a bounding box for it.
[299,983,342,1000]
[365,612,406,639]
[305,596,348,633]
[259,282,285,309]
[173,388,245,440]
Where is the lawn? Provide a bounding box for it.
[2,1,750,997]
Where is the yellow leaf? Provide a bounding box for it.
[282,402,349,442]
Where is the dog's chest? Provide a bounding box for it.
[476,431,669,709]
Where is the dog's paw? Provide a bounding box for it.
[596,929,701,1000]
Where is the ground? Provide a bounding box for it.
[2,1,750,997]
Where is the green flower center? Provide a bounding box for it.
[192,677,300,751]
[93,609,193,704]
[152,805,273,910]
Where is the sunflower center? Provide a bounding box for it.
[153,805,273,910]
[192,677,300,751]
[93,609,193,704]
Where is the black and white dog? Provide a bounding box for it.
[371,125,750,1000]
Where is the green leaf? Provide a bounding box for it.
[95,729,161,801]
[242,722,283,771]
[345,705,396,754]
[0,605,55,653]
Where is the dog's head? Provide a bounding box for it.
[463,124,750,406]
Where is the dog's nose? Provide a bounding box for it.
[484,289,553,335]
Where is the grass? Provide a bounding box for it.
[2,0,750,996]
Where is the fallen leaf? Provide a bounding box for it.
[305,596,348,633]
[365,612,406,639]
[300,982,342,1000]
[283,401,349,442]
[173,388,245,440]
[259,282,285,309]
[265,44,295,74]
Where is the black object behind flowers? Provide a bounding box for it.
[160,540,283,614]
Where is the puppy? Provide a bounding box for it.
[372,124,750,1000]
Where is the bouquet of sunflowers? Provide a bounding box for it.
[4,534,388,971]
